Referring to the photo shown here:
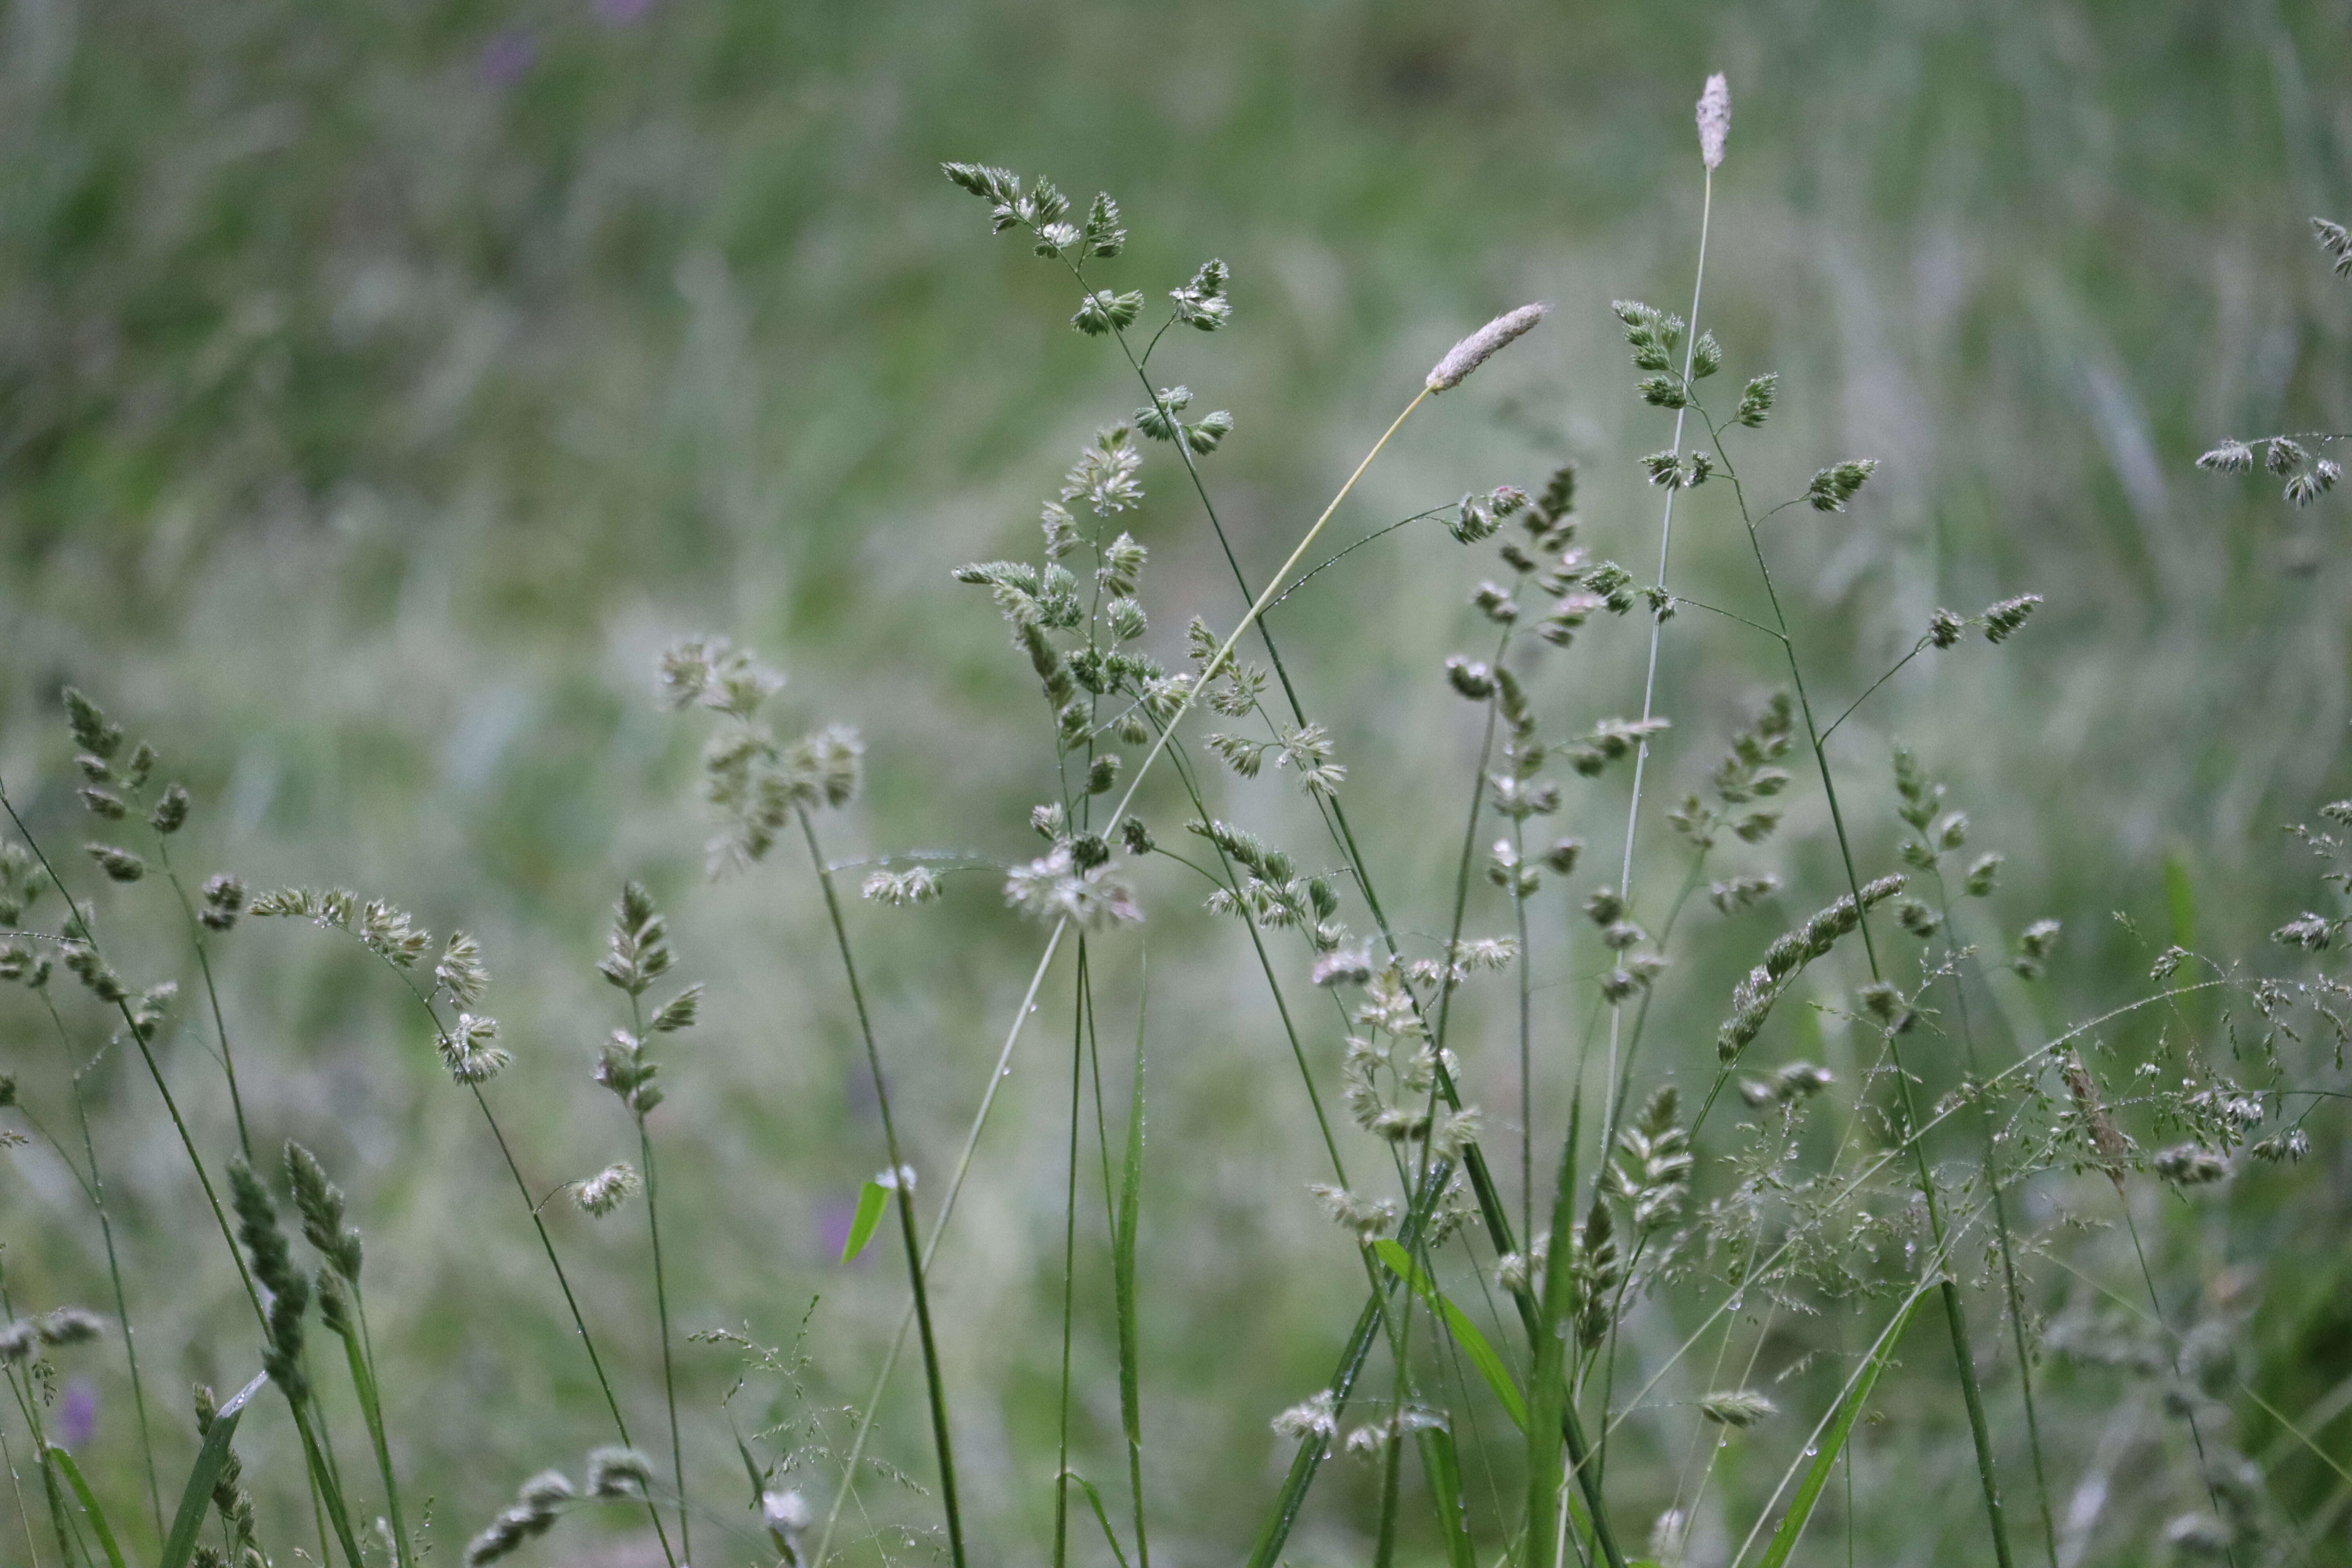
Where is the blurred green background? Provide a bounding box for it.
[2,0,2350,1563]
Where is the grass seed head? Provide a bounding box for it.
[1426,303,1549,394]
[1696,73,1731,169]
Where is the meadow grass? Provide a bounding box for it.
[0,54,2350,1568]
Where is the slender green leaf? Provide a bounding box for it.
[161,1370,267,1568]
[1372,1240,1527,1432]
[332,1316,413,1568]
[840,1180,889,1263]
[1067,1471,1134,1568]
[47,1443,127,1568]
[1415,1423,1477,1568]
[288,1399,369,1568]
[1756,1290,1927,1568]
[730,1417,768,1506]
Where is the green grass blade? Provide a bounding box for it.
[333,1314,412,1568]
[1755,1290,1927,1568]
[1372,1240,1526,1432]
[289,1402,369,1568]
[841,1179,889,1263]
[1415,1422,1477,1568]
[46,1444,126,1568]
[161,1370,267,1568]
[1067,1471,1135,1568]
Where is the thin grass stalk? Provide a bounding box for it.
[807,917,1067,1568]
[464,1083,678,1568]
[623,975,691,1564]
[1052,236,1605,1565]
[1100,388,1428,835]
[1152,734,1350,1183]
[1104,961,1151,1568]
[6,1377,76,1568]
[1700,426,2019,1568]
[640,1129,690,1563]
[1053,941,1089,1568]
[1430,626,1510,1062]
[2118,1200,2241,1568]
[795,804,967,1568]
[1602,163,1716,1168]
[1371,1270,1417,1568]
[1936,890,2061,1568]
[1514,817,1534,1241]
[150,835,253,1161]
[0,1419,43,1568]
[33,989,163,1539]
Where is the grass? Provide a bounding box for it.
[2,8,2352,1566]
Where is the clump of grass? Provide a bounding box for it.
[0,71,2347,1568]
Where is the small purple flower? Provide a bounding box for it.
[57,1379,96,1450]
[480,29,536,88]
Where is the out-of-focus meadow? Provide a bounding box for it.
[3,0,2351,1563]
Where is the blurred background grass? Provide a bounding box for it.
[2,0,2350,1563]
